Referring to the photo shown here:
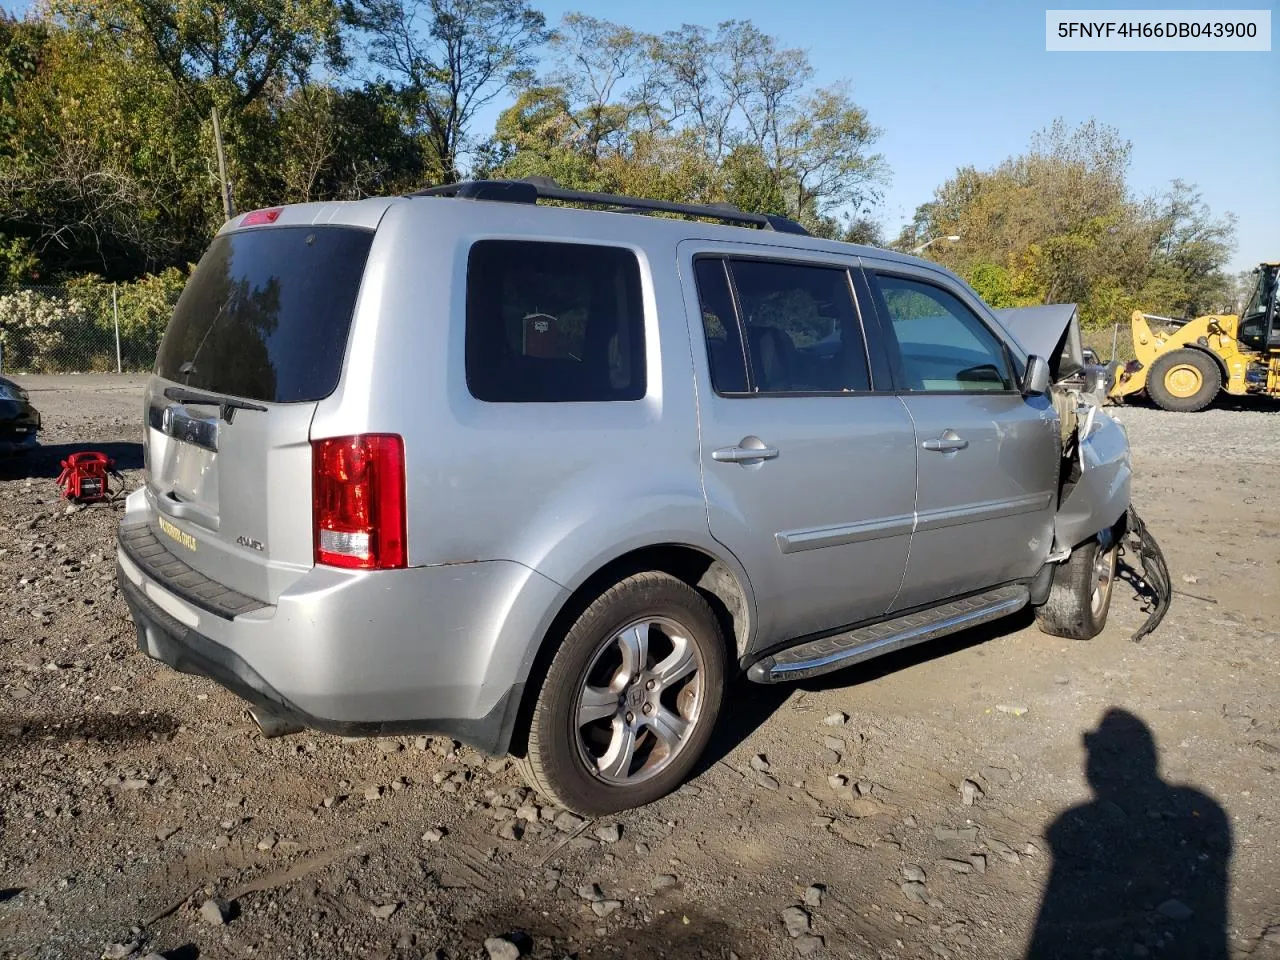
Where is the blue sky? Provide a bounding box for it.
[6,0,1275,271]
[515,0,1274,273]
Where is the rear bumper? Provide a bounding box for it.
[117,519,568,754]
[121,571,522,749]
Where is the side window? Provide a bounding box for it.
[466,240,645,402]
[694,258,748,393]
[872,274,1014,392]
[726,259,871,393]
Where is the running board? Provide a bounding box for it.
[746,585,1029,684]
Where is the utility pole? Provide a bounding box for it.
[211,105,235,220]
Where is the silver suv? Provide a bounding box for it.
[117,179,1131,814]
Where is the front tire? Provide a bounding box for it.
[1147,348,1220,412]
[518,572,726,816]
[1034,538,1119,640]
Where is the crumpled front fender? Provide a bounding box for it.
[1054,410,1131,550]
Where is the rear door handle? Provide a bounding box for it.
[921,430,968,453]
[712,438,780,464]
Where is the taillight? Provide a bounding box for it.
[312,434,406,569]
[241,207,282,226]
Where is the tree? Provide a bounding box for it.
[352,0,550,182]
[0,14,195,276]
[45,0,353,242]
[1,4,425,281]
[901,119,1235,329]
[646,20,885,226]
[485,13,887,229]
[1144,179,1236,317]
[51,0,347,114]
[545,12,647,161]
[235,80,426,205]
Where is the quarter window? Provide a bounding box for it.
[872,274,1014,392]
[466,240,645,402]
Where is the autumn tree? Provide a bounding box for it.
[1,2,423,280]
[901,120,1235,326]
[484,14,886,235]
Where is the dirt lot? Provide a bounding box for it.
[1,374,1278,960]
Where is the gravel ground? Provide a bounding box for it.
[1,375,1278,960]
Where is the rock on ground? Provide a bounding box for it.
[199,897,233,926]
[781,905,811,937]
[483,937,521,960]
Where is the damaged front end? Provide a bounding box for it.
[996,303,1172,640]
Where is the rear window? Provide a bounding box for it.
[155,226,374,403]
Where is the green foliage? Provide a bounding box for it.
[0,14,45,143]
[485,14,886,228]
[903,119,1236,330]
[0,235,40,285]
[722,146,787,219]
[52,0,347,112]
[967,263,1018,308]
[68,268,188,368]
[1,12,222,276]
[234,82,426,207]
[2,0,1238,344]
[1,3,425,283]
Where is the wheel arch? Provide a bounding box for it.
[505,541,754,757]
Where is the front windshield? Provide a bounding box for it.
[1238,267,1278,350]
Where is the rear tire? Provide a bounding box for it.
[518,572,726,816]
[1147,348,1220,412]
[1034,538,1119,640]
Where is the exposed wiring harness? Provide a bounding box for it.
[1123,505,1171,642]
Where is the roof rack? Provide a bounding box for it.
[410,177,810,236]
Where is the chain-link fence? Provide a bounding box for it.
[0,281,182,374]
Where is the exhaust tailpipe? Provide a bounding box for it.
[245,706,304,739]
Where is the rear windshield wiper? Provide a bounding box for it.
[163,385,268,424]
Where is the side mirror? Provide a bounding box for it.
[1021,354,1051,396]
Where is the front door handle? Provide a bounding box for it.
[921,430,969,453]
[712,437,780,464]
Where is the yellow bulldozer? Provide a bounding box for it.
[1110,261,1280,411]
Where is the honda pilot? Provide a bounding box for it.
[117,179,1132,814]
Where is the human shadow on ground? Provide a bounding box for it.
[1026,707,1231,960]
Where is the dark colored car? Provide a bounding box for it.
[0,375,40,454]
